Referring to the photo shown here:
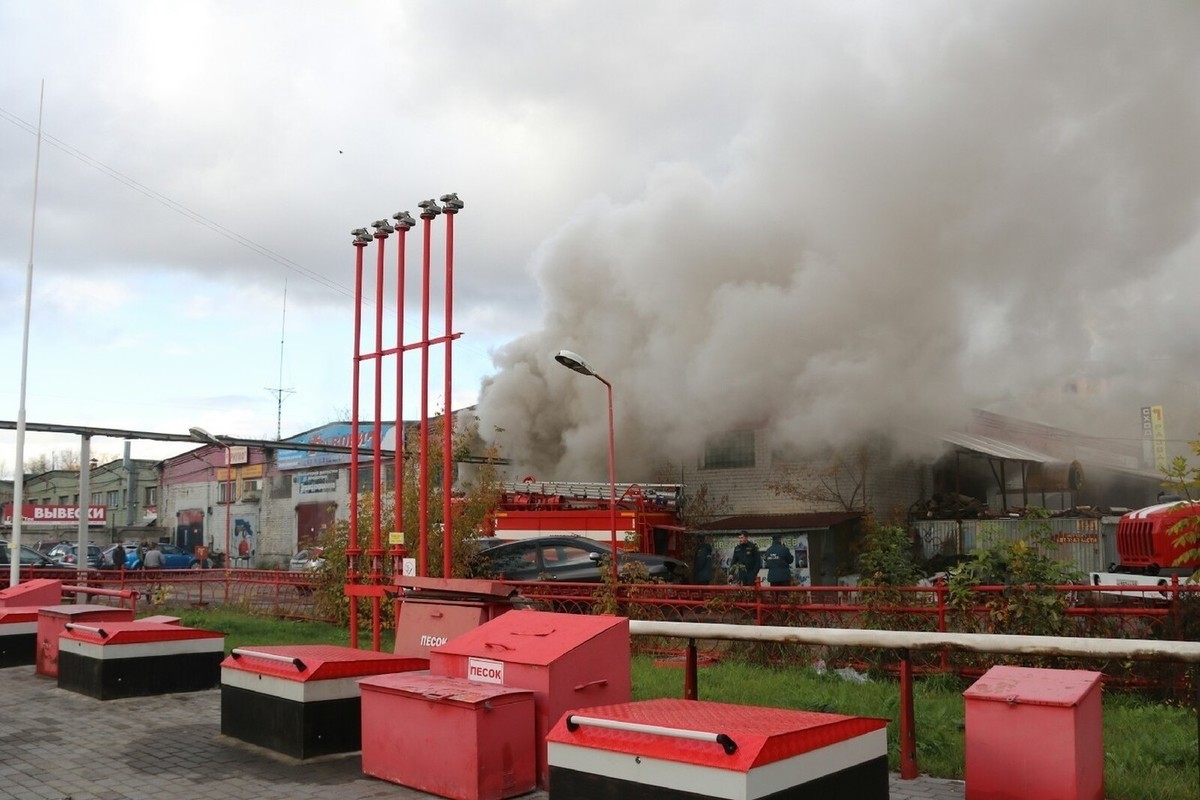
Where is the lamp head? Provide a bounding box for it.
[554,350,596,377]
[188,426,222,446]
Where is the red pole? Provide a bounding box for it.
[684,638,698,701]
[899,649,919,779]
[370,222,392,651]
[441,197,460,578]
[392,212,414,574]
[417,199,441,576]
[348,229,369,649]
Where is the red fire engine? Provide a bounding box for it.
[1089,499,1200,589]
[488,478,685,557]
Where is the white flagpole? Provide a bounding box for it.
[10,81,44,588]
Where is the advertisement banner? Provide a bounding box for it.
[276,423,396,471]
[1151,405,1167,471]
[1,504,107,527]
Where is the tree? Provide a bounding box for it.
[767,445,871,514]
[1160,438,1200,575]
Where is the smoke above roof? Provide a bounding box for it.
[475,2,1200,480]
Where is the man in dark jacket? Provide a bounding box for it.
[764,534,794,586]
[729,532,761,586]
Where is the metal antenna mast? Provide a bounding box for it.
[265,278,295,439]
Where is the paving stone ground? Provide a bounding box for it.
[0,664,965,800]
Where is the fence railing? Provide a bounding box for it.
[626,619,1200,784]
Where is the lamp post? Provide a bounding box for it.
[554,350,619,583]
[189,427,232,582]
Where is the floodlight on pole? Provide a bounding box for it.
[189,426,232,586]
[554,349,619,583]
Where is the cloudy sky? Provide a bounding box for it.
[2,2,1199,481]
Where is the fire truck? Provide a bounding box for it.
[488,478,686,557]
[1088,499,1200,590]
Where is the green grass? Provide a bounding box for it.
[165,606,1197,800]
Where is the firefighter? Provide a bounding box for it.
[729,531,761,586]
[764,534,794,587]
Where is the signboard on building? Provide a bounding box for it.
[297,470,339,494]
[1,504,107,527]
[1151,405,1167,471]
[276,423,397,471]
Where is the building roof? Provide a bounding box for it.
[941,430,1058,462]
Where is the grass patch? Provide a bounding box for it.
[168,607,1196,800]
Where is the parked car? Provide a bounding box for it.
[0,541,63,568]
[469,535,687,583]
[47,543,103,569]
[290,548,326,571]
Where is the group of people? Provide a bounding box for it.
[692,531,795,587]
[107,539,163,570]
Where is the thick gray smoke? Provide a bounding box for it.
[476,2,1200,480]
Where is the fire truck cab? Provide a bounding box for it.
[1089,499,1200,590]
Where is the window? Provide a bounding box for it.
[242,478,262,494]
[145,486,157,506]
[218,481,235,504]
[703,429,756,470]
[91,492,102,505]
[58,495,69,504]
[106,490,119,508]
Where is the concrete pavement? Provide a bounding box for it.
[0,664,966,800]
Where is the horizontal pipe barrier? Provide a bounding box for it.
[628,619,1200,783]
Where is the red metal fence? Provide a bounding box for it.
[25,567,1197,693]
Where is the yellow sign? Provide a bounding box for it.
[388,531,404,545]
[1151,405,1168,471]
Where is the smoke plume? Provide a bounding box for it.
[476,1,1200,480]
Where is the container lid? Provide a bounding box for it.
[963,665,1102,707]
[220,644,427,682]
[431,609,627,666]
[61,620,223,645]
[0,607,40,623]
[546,698,887,771]
[359,671,533,706]
[38,604,133,618]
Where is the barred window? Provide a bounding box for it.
[703,430,755,470]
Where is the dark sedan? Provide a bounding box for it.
[471,535,686,583]
[0,541,64,568]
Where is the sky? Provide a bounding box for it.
[2,2,1199,483]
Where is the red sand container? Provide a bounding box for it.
[965,665,1103,800]
[430,610,631,788]
[0,607,40,668]
[360,672,536,800]
[220,644,426,759]
[545,698,889,799]
[57,619,225,699]
[36,604,134,677]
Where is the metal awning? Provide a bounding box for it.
[942,431,1057,463]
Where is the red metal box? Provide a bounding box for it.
[36,604,134,677]
[220,645,426,759]
[545,698,889,799]
[0,578,61,608]
[429,609,631,788]
[57,620,225,699]
[0,607,40,668]
[359,672,536,800]
[393,576,518,659]
[964,665,1103,800]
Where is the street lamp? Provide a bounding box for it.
[189,427,232,574]
[554,349,619,583]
